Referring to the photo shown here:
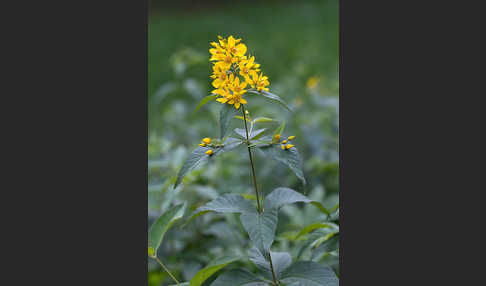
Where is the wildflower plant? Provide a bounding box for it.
[148,36,339,286]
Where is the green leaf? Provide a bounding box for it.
[234,128,266,140]
[174,138,243,188]
[148,203,186,255]
[174,146,210,188]
[148,247,155,257]
[248,247,291,279]
[220,103,239,139]
[311,235,339,261]
[234,115,250,122]
[250,129,266,141]
[189,256,240,286]
[195,194,257,215]
[247,89,292,112]
[240,208,278,254]
[279,261,339,286]
[257,145,306,185]
[194,95,218,112]
[186,194,257,224]
[252,117,276,124]
[273,120,286,137]
[210,269,267,286]
[311,232,338,249]
[264,187,310,210]
[295,223,339,240]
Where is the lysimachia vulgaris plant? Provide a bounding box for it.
[148,35,339,286]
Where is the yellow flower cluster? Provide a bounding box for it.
[210,35,270,109]
[199,137,211,147]
[274,134,296,150]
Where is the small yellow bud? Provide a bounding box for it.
[288,136,295,140]
[274,134,281,140]
[199,143,206,147]
[281,145,285,150]
[205,149,213,156]
[245,110,249,114]
[282,140,287,144]
[202,137,211,144]
[285,144,294,149]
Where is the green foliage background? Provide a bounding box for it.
[148,0,339,285]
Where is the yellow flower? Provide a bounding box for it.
[282,140,287,144]
[209,41,226,62]
[239,56,260,82]
[199,143,206,147]
[210,64,229,88]
[274,134,281,141]
[206,149,213,156]
[251,73,270,92]
[288,135,295,140]
[281,145,285,150]
[202,137,211,144]
[226,35,247,57]
[306,76,319,89]
[229,74,247,96]
[285,144,294,149]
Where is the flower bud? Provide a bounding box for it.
[281,145,285,150]
[202,137,211,144]
[282,140,287,144]
[205,149,214,156]
[274,134,281,141]
[199,143,206,147]
[288,136,295,140]
[285,144,294,149]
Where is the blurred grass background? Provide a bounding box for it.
[148,0,339,285]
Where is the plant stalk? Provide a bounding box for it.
[241,104,279,285]
[241,104,262,213]
[153,256,181,286]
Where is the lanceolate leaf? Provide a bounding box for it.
[220,103,239,139]
[264,187,310,210]
[194,95,218,112]
[295,222,339,240]
[311,235,339,261]
[174,138,243,188]
[234,128,266,140]
[279,261,339,286]
[247,89,292,112]
[257,145,306,185]
[189,256,240,286]
[248,247,292,279]
[240,188,326,254]
[240,208,278,254]
[186,194,257,224]
[174,146,210,188]
[148,203,186,256]
[252,117,276,123]
[210,269,267,286]
[195,194,257,215]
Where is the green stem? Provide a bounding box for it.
[153,256,181,286]
[241,105,262,213]
[241,105,278,285]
